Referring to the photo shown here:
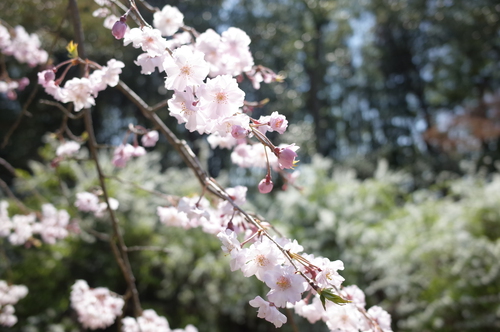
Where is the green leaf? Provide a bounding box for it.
[318,288,351,310]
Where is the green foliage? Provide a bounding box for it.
[266,155,500,331]
[0,139,274,332]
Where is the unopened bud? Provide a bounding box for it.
[258,177,273,194]
[112,16,128,39]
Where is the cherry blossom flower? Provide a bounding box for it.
[198,75,245,119]
[32,204,70,244]
[292,296,324,324]
[75,192,100,213]
[0,201,12,237]
[168,87,206,134]
[242,238,281,280]
[249,296,287,328]
[153,5,184,37]
[207,132,238,149]
[263,265,307,307]
[135,53,166,75]
[63,77,96,111]
[365,305,393,332]
[275,144,299,169]
[112,143,135,167]
[163,45,209,91]
[70,280,124,330]
[314,257,345,289]
[342,285,366,309]
[324,303,361,332]
[268,112,288,134]
[122,309,170,332]
[56,141,80,157]
[9,214,36,245]
[195,29,222,76]
[142,130,159,147]
[157,206,189,228]
[124,27,169,57]
[0,281,28,327]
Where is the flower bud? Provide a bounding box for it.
[258,177,273,194]
[112,16,128,39]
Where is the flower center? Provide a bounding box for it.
[180,65,191,76]
[256,254,269,267]
[276,276,291,290]
[215,92,228,104]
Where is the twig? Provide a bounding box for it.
[0,157,17,176]
[115,80,321,291]
[40,99,84,119]
[106,174,174,201]
[0,178,31,214]
[1,85,37,149]
[68,0,142,316]
[126,246,170,253]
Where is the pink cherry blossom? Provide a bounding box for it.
[112,143,135,167]
[124,27,169,56]
[56,141,80,157]
[163,45,209,91]
[135,53,166,75]
[263,265,307,307]
[275,144,299,169]
[70,280,124,330]
[75,192,100,213]
[198,75,245,119]
[122,309,171,332]
[249,296,287,328]
[153,5,184,37]
[268,112,288,134]
[168,87,206,134]
[142,130,159,147]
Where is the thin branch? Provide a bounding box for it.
[68,0,142,316]
[106,174,174,201]
[0,157,17,176]
[126,246,170,253]
[0,178,31,214]
[1,85,37,149]
[135,0,158,13]
[40,99,84,119]
[115,80,322,292]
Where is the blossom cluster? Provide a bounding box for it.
[93,2,292,191]
[0,201,71,245]
[38,58,124,112]
[216,229,393,331]
[111,129,158,168]
[74,192,119,218]
[122,309,198,332]
[70,280,124,330]
[0,281,28,327]
[157,186,248,235]
[0,24,47,99]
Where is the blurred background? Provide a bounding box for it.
[1,0,500,331]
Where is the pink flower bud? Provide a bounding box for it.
[258,177,273,194]
[133,145,146,157]
[276,144,299,169]
[44,70,55,81]
[112,16,128,39]
[141,130,159,147]
[17,77,30,91]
